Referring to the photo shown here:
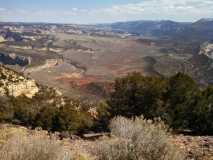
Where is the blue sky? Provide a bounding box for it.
[2,0,141,10]
[0,0,213,23]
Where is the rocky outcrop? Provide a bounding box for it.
[199,42,213,59]
[0,65,39,98]
[0,52,30,66]
[0,36,6,43]
[25,59,63,73]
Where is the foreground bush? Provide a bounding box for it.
[96,116,185,160]
[0,134,73,160]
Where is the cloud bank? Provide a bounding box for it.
[0,0,213,23]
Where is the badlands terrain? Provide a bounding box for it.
[0,20,212,160]
[0,20,213,101]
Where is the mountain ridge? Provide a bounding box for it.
[108,18,213,42]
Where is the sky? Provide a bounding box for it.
[0,0,213,24]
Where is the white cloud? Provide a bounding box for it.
[89,0,213,22]
[0,0,213,23]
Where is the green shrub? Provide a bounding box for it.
[92,101,111,132]
[53,103,94,134]
[107,72,213,134]
[0,98,14,122]
[165,73,200,129]
[0,87,94,134]
[188,86,213,134]
[34,105,58,131]
[108,72,168,118]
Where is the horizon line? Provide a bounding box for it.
[0,18,209,25]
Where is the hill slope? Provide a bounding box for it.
[0,65,39,98]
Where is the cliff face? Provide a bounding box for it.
[25,59,63,73]
[0,65,39,98]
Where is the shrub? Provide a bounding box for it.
[96,116,185,160]
[188,86,213,134]
[0,98,14,122]
[52,103,94,134]
[107,72,213,134]
[92,101,111,132]
[0,134,73,160]
[0,88,95,134]
[108,72,168,119]
[165,73,199,129]
[33,105,58,131]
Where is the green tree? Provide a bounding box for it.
[0,97,14,122]
[34,106,58,131]
[108,72,168,118]
[53,102,93,134]
[165,73,199,129]
[12,96,39,126]
[189,86,213,134]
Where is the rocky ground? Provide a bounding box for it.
[0,124,212,160]
[172,135,213,160]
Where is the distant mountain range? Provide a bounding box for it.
[109,19,213,42]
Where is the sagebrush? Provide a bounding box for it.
[95,116,185,160]
[0,134,73,160]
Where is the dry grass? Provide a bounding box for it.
[0,124,72,160]
[0,135,72,160]
[0,124,95,160]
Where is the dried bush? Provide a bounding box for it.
[96,116,185,160]
[0,134,73,160]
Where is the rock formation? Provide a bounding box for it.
[0,36,6,43]
[199,42,213,59]
[0,52,30,66]
[0,65,39,98]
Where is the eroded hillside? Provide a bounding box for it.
[0,22,213,100]
[0,65,39,98]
